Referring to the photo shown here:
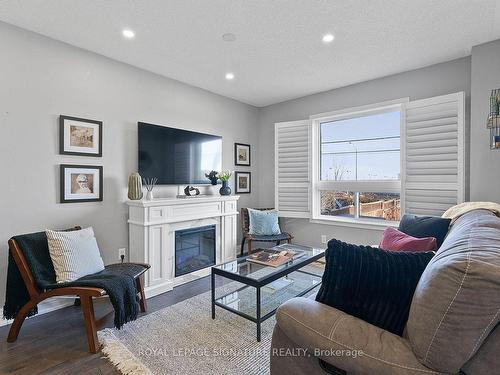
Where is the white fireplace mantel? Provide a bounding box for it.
[127,195,240,297]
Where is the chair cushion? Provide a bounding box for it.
[398,214,451,248]
[46,227,105,283]
[406,209,500,373]
[379,227,437,252]
[248,208,281,235]
[247,232,291,241]
[316,239,434,336]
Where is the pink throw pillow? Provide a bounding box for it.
[379,227,437,252]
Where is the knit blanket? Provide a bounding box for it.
[443,202,500,223]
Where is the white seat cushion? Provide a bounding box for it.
[46,227,105,283]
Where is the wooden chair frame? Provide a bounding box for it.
[6,237,150,353]
[240,208,293,256]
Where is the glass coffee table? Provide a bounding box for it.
[211,243,325,341]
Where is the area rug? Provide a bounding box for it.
[98,266,323,375]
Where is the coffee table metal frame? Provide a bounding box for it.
[211,250,324,341]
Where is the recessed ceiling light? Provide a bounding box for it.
[322,33,335,43]
[222,33,236,42]
[225,72,235,80]
[122,29,135,39]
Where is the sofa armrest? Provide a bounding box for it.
[275,297,444,375]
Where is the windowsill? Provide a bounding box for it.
[310,216,399,230]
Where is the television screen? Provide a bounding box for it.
[138,122,222,185]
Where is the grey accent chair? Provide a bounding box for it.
[270,209,500,374]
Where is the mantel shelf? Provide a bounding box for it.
[126,195,240,207]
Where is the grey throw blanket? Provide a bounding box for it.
[52,263,146,329]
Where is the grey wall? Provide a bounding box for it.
[0,22,259,311]
[470,40,500,202]
[257,57,472,247]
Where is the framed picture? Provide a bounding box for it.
[235,171,251,194]
[60,164,103,203]
[234,143,251,166]
[59,115,102,156]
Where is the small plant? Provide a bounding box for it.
[218,170,232,182]
[205,170,218,185]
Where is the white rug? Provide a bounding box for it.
[98,277,321,375]
[99,287,275,375]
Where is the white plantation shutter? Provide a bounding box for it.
[275,120,311,217]
[403,92,465,216]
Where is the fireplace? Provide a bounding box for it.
[175,225,216,277]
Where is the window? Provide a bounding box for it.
[312,104,403,223]
[275,93,465,225]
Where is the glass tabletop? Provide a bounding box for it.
[215,269,322,319]
[213,243,325,283]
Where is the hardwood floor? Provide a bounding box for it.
[0,276,216,375]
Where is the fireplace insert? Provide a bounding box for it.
[175,225,216,277]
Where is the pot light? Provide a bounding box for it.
[322,33,334,43]
[225,72,235,80]
[122,29,135,39]
[222,33,237,42]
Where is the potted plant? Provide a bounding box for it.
[218,170,232,196]
[205,170,218,185]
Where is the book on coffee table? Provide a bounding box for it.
[247,248,302,267]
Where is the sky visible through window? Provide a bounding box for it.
[320,111,400,181]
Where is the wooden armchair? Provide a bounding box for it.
[5,227,150,353]
[240,208,293,256]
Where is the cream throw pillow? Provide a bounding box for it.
[46,227,105,283]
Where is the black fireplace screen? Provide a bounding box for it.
[175,225,216,277]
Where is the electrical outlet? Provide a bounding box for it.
[321,235,327,244]
[118,248,126,260]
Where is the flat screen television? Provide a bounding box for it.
[138,122,222,185]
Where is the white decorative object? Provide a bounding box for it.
[127,195,239,297]
[143,177,157,201]
[46,227,105,283]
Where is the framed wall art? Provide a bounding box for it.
[235,171,251,194]
[60,164,103,203]
[59,115,102,156]
[234,143,250,166]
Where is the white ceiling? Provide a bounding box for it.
[1,0,499,107]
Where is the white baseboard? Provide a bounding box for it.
[0,297,76,327]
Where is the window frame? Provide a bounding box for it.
[310,98,408,227]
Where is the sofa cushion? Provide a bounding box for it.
[398,214,451,248]
[380,227,437,252]
[275,298,447,375]
[316,239,434,336]
[406,209,500,373]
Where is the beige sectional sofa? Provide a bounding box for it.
[270,209,500,375]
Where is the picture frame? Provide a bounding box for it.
[59,115,102,156]
[60,164,103,203]
[234,143,251,166]
[235,171,251,194]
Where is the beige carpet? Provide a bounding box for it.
[98,268,322,375]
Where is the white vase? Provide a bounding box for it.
[146,190,154,200]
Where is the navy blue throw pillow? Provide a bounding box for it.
[315,239,434,336]
[398,214,451,248]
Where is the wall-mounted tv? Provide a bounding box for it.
[138,122,222,185]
